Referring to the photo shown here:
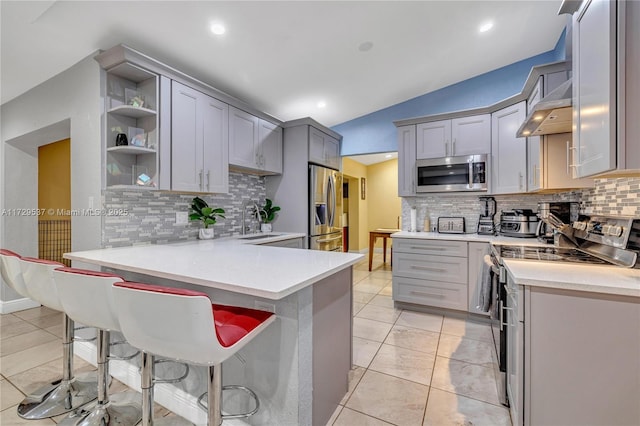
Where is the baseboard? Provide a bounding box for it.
[0,297,40,314]
[74,341,248,426]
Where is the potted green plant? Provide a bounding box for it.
[257,198,280,233]
[189,197,225,240]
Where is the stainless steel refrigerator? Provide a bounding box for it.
[309,164,343,251]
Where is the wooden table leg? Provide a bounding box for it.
[368,233,375,271]
[383,237,387,264]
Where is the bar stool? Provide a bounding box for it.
[0,249,29,298]
[16,257,99,419]
[52,267,142,426]
[112,281,276,426]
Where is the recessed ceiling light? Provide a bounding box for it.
[210,23,226,35]
[385,154,392,158]
[317,101,327,109]
[479,22,493,33]
[358,41,374,52]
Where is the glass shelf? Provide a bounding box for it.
[108,105,156,118]
[107,146,156,155]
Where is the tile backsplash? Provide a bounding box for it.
[401,177,640,232]
[102,172,266,247]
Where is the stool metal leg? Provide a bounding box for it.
[141,352,154,426]
[17,314,98,419]
[208,365,222,426]
[58,330,142,426]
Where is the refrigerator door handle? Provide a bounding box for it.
[327,174,335,228]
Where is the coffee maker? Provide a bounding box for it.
[477,196,496,235]
[536,201,580,243]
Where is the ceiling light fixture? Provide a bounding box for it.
[479,22,493,33]
[385,154,392,158]
[317,101,327,109]
[210,23,226,35]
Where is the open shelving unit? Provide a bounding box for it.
[105,62,159,189]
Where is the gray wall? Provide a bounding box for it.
[1,53,102,307]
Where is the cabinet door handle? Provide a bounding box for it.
[206,170,210,192]
[199,170,203,191]
[518,172,524,190]
[452,138,456,156]
[410,290,445,299]
[566,141,570,175]
[445,141,449,157]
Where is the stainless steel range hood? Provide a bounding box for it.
[516,78,572,138]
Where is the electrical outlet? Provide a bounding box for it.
[255,301,276,313]
[175,211,188,225]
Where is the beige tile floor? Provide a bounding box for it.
[1,252,511,426]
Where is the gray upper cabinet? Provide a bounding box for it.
[397,125,416,196]
[171,81,229,193]
[571,0,640,176]
[572,0,617,177]
[416,115,490,159]
[309,127,341,170]
[416,120,450,159]
[491,102,527,194]
[229,106,283,175]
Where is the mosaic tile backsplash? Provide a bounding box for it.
[102,172,266,247]
[401,177,640,233]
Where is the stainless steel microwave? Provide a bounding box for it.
[416,154,488,193]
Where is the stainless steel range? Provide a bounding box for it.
[489,214,640,407]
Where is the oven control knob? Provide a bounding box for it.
[573,221,587,231]
[608,225,623,237]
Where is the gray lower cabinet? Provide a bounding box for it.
[522,286,640,426]
[392,238,468,311]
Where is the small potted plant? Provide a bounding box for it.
[257,198,280,233]
[189,196,225,240]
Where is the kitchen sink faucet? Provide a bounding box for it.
[241,200,260,235]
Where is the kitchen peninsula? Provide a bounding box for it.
[65,236,362,426]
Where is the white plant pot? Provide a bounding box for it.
[198,228,214,240]
[260,223,272,233]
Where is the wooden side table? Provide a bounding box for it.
[368,228,401,271]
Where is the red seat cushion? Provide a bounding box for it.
[116,281,274,347]
[0,249,21,257]
[22,257,64,266]
[211,304,273,348]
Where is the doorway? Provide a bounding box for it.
[342,175,361,252]
[38,139,71,266]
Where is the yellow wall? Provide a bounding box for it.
[342,157,368,251]
[342,157,401,252]
[38,139,71,220]
[367,159,401,248]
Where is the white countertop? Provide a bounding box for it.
[504,259,640,297]
[64,233,363,300]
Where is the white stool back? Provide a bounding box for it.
[112,282,275,366]
[53,268,124,332]
[19,257,65,311]
[0,249,29,298]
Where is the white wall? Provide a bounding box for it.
[1,53,103,310]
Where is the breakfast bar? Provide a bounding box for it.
[65,237,362,426]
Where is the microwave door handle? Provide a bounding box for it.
[468,162,473,189]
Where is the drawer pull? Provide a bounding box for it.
[410,290,444,298]
[409,246,447,251]
[410,265,446,272]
